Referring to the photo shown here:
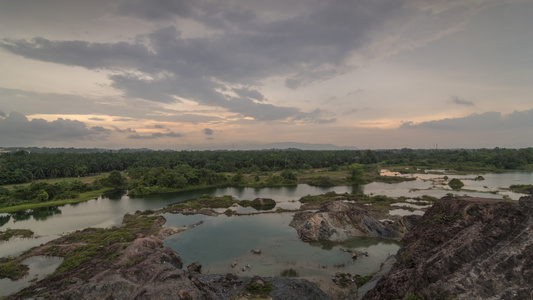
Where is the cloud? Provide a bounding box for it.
[400,109,533,131]
[0,111,110,145]
[449,96,475,106]
[0,87,221,124]
[232,88,264,102]
[0,1,416,123]
[113,127,136,133]
[127,131,184,139]
[118,0,195,21]
[203,128,213,135]
[0,0,518,138]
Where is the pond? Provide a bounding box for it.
[0,256,63,297]
[162,213,399,280]
[0,171,531,298]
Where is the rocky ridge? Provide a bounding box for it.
[290,201,421,242]
[363,196,533,300]
[7,214,329,300]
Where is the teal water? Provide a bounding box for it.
[162,213,400,279]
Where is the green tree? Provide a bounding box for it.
[36,190,49,202]
[280,170,297,181]
[448,178,464,190]
[107,170,126,188]
[348,163,365,184]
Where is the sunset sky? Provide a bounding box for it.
[1,0,532,150]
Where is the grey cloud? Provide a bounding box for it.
[127,131,184,139]
[154,124,165,129]
[1,0,490,125]
[449,96,475,106]
[203,128,213,135]
[400,109,533,131]
[232,88,264,102]
[344,108,359,115]
[89,117,105,121]
[0,110,5,117]
[294,109,337,124]
[118,0,195,21]
[110,73,303,121]
[0,88,218,124]
[0,1,407,123]
[0,111,110,145]
[0,38,150,70]
[113,118,136,122]
[113,127,136,133]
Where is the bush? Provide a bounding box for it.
[448,178,464,190]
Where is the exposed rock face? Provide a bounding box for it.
[290,201,420,242]
[363,196,533,300]
[10,234,329,300]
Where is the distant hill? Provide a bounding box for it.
[252,142,358,151]
[0,143,357,153]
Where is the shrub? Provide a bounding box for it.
[448,178,464,190]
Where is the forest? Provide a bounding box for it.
[1,147,532,211]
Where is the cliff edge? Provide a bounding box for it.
[363,196,533,300]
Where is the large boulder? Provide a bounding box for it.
[290,201,420,242]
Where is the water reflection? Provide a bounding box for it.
[12,210,33,222]
[9,206,63,223]
[163,213,400,279]
[0,214,10,227]
[0,256,63,298]
[32,206,62,221]
[307,236,398,251]
[101,189,127,200]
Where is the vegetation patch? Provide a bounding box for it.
[375,176,416,183]
[280,268,299,277]
[238,198,276,210]
[448,178,464,190]
[245,278,273,295]
[354,274,373,286]
[509,184,533,194]
[169,194,236,211]
[307,176,336,187]
[0,228,34,241]
[0,258,30,280]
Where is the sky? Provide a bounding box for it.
[0,0,532,150]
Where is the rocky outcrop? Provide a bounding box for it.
[10,233,329,300]
[290,201,420,242]
[363,196,533,300]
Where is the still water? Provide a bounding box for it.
[162,213,399,279]
[0,171,531,297]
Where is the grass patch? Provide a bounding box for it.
[355,274,373,286]
[0,258,30,280]
[0,228,34,241]
[0,188,111,213]
[246,280,273,295]
[238,198,276,210]
[169,194,236,210]
[509,184,533,194]
[0,174,107,191]
[375,176,416,183]
[280,268,299,277]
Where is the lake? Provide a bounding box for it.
[1,171,531,297]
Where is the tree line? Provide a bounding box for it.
[1,148,533,185]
